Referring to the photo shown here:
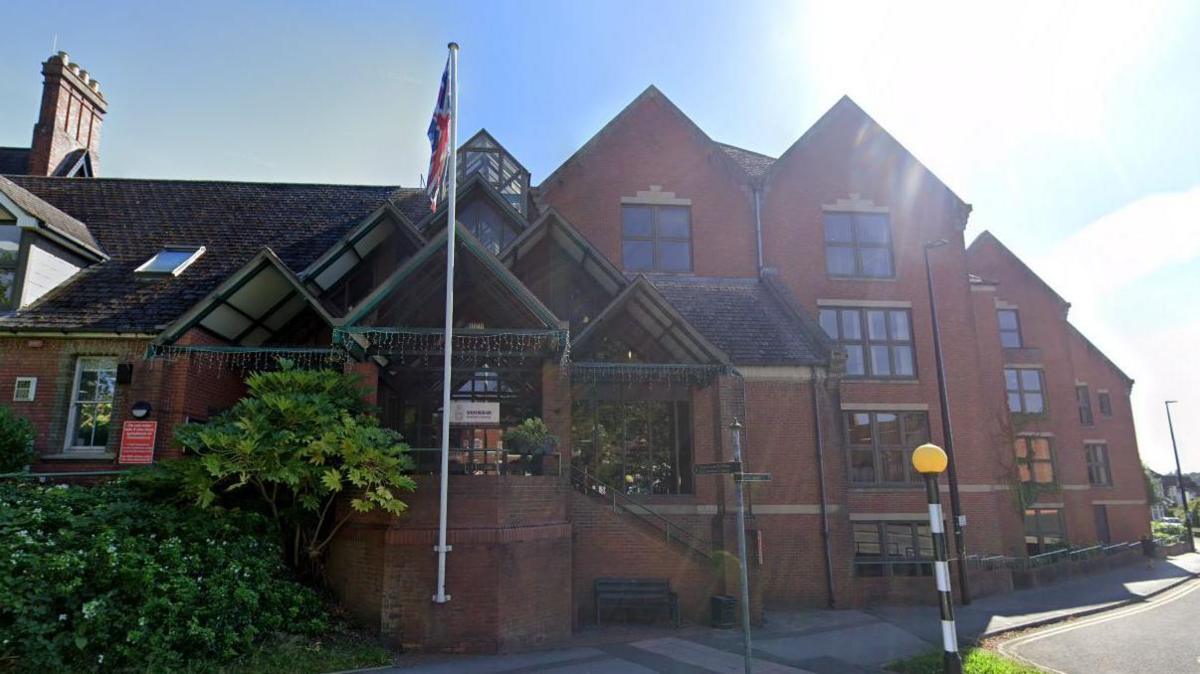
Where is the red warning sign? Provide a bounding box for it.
[118,421,157,464]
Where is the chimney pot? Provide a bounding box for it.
[89,80,101,94]
[68,63,81,76]
[56,51,70,65]
[79,70,90,84]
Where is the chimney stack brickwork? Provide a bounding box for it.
[28,52,108,177]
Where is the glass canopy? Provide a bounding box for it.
[457,130,530,216]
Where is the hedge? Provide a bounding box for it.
[0,480,328,672]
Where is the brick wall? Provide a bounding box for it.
[967,235,1150,547]
[570,490,720,626]
[327,474,573,653]
[1,330,249,473]
[539,89,759,278]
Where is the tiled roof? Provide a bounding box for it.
[0,147,30,175]
[716,143,776,180]
[646,275,826,366]
[0,177,421,333]
[0,176,102,253]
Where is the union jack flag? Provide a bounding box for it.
[426,58,452,211]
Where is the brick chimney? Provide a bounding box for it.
[27,51,108,176]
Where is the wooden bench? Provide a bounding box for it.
[594,577,679,627]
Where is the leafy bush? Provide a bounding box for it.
[503,417,558,456]
[0,480,328,672]
[1152,520,1187,538]
[0,406,35,473]
[172,362,415,577]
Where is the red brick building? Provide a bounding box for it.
[1,53,1151,651]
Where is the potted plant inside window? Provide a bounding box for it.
[503,418,558,476]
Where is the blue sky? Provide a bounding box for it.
[2,1,1198,472]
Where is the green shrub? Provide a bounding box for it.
[1152,520,1186,538]
[172,362,415,578]
[503,417,558,456]
[0,406,35,473]
[0,480,328,672]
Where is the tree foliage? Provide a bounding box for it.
[0,406,35,473]
[172,362,415,577]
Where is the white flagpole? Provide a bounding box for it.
[434,41,459,605]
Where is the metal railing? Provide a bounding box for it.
[569,464,712,562]
[964,540,1146,572]
[405,448,562,477]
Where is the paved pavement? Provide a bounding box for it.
[1001,577,1200,673]
[363,553,1200,674]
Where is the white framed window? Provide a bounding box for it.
[135,245,205,276]
[13,376,36,401]
[65,356,117,451]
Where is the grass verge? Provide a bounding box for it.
[183,630,394,674]
[887,647,1042,674]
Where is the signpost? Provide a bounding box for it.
[694,461,741,475]
[693,420,771,674]
[118,420,157,464]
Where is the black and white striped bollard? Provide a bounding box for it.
[912,442,962,674]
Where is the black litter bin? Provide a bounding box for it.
[711,595,736,628]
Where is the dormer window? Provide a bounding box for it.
[136,246,205,276]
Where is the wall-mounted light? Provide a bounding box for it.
[131,401,153,419]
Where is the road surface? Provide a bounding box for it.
[1001,577,1200,673]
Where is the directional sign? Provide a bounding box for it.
[694,461,741,475]
[733,472,772,483]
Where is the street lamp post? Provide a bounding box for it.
[913,443,963,674]
[922,239,971,604]
[1165,400,1193,552]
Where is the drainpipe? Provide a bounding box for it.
[753,184,764,276]
[811,372,836,608]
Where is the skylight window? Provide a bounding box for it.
[136,246,205,276]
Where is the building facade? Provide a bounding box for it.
[1,52,1151,652]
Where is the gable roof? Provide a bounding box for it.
[415,173,529,237]
[0,176,418,333]
[0,147,30,175]
[51,149,94,178]
[647,275,828,366]
[158,247,336,345]
[572,275,730,365]
[967,230,1070,309]
[0,175,104,257]
[460,128,532,178]
[342,222,561,330]
[717,143,776,180]
[769,96,971,227]
[500,207,627,298]
[1067,322,1134,387]
[538,85,754,190]
[300,201,425,293]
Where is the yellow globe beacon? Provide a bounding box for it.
[911,443,948,475]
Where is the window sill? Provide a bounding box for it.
[827,276,898,283]
[849,484,924,492]
[842,378,921,385]
[41,451,115,461]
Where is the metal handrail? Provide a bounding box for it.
[569,464,712,561]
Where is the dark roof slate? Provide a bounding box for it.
[716,143,776,180]
[0,147,30,175]
[0,176,102,252]
[0,177,420,333]
[646,275,826,366]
